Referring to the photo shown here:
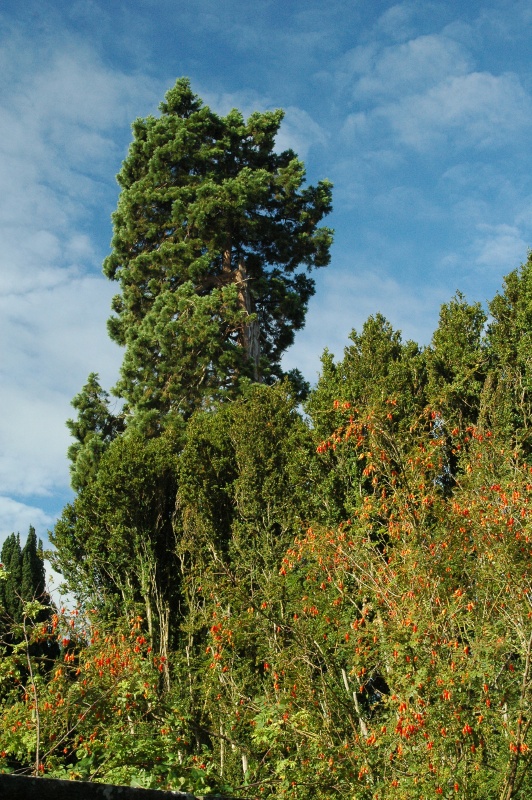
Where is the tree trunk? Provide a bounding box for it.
[236,259,260,382]
[223,245,261,381]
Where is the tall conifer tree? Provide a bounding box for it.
[0,533,22,622]
[103,78,333,430]
[0,528,48,624]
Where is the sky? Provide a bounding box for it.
[1,0,532,558]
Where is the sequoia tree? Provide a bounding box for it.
[104,78,333,431]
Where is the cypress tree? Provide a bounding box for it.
[0,533,22,622]
[21,527,46,605]
[0,529,48,624]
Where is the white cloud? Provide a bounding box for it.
[383,71,532,151]
[350,34,471,101]
[375,2,418,42]
[473,223,529,272]
[336,22,532,158]
[0,32,154,516]
[0,38,160,285]
[275,106,328,158]
[0,497,55,544]
[476,1,532,41]
[0,501,70,606]
[200,86,269,117]
[515,199,532,229]
[283,266,447,383]
[341,68,532,155]
[0,274,122,497]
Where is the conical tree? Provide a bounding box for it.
[20,527,46,605]
[483,253,532,454]
[426,292,488,432]
[103,77,333,431]
[0,533,22,622]
[0,529,48,625]
[66,372,124,490]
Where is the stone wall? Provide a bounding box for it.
[0,774,223,800]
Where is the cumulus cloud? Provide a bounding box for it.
[476,0,532,41]
[275,106,328,158]
[375,2,418,41]
[0,40,158,257]
[337,25,532,157]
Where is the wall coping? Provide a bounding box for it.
[0,774,228,800]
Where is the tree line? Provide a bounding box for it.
[2,78,532,799]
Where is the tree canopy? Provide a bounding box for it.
[103,77,333,431]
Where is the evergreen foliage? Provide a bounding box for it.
[0,533,22,623]
[103,77,333,431]
[305,314,427,523]
[0,528,47,625]
[426,292,488,432]
[66,373,124,491]
[483,254,532,453]
[51,429,180,667]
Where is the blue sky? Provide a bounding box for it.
[1,0,532,554]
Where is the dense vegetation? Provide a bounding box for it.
[2,79,532,800]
